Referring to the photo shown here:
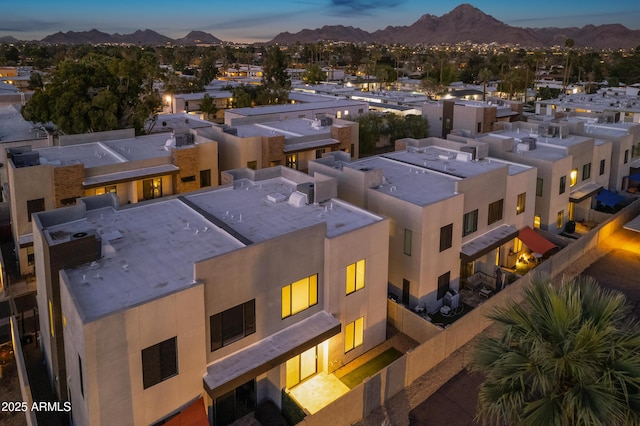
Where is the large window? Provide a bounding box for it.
[142,337,177,389]
[488,199,504,225]
[437,272,450,300]
[344,317,364,353]
[210,300,256,351]
[142,178,163,200]
[582,163,591,181]
[27,198,45,223]
[463,209,478,236]
[559,176,566,194]
[346,260,365,295]
[439,224,453,252]
[516,193,526,215]
[282,274,318,319]
[536,178,543,197]
[404,229,412,256]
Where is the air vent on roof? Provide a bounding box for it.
[72,232,88,239]
[266,193,287,203]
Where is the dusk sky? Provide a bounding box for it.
[2,0,640,43]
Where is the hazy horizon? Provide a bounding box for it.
[1,1,640,43]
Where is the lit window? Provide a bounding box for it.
[516,193,526,215]
[48,300,54,337]
[556,210,564,229]
[534,215,541,229]
[570,169,578,187]
[282,274,318,319]
[344,317,364,353]
[514,238,523,253]
[346,260,365,295]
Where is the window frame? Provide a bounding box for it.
[404,229,412,256]
[463,209,478,237]
[536,178,543,197]
[437,271,451,300]
[27,198,45,223]
[281,274,318,319]
[599,159,606,176]
[346,260,365,295]
[439,224,453,252]
[142,337,178,390]
[487,199,504,225]
[559,176,566,194]
[516,193,526,215]
[344,317,364,353]
[210,300,256,352]
[582,163,591,181]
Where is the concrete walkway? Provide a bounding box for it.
[361,227,640,426]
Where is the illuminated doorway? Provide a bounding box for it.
[286,346,317,389]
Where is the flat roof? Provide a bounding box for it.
[184,176,382,242]
[234,118,333,139]
[50,199,245,323]
[0,105,45,143]
[229,99,366,117]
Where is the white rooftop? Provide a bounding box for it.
[0,105,45,143]
[229,99,366,116]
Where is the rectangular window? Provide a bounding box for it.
[488,199,504,225]
[599,159,605,176]
[437,271,450,300]
[315,149,325,159]
[27,246,34,266]
[534,214,541,229]
[79,355,84,398]
[404,229,412,256]
[200,169,212,187]
[463,209,478,236]
[344,317,364,353]
[556,210,564,229]
[27,198,45,223]
[536,178,543,197]
[142,337,177,389]
[282,274,318,319]
[142,178,162,200]
[346,260,365,295]
[570,169,578,187]
[210,300,256,352]
[439,224,453,252]
[180,175,196,183]
[582,163,591,181]
[513,237,523,253]
[247,161,257,170]
[285,154,298,170]
[624,149,630,164]
[559,176,566,194]
[516,193,526,215]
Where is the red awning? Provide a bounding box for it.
[518,226,558,257]
[164,397,209,426]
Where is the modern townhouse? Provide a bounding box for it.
[32,166,388,425]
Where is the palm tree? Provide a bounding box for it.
[477,68,493,102]
[470,273,640,426]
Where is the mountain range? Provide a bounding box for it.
[2,4,639,48]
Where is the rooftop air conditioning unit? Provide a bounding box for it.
[444,289,460,310]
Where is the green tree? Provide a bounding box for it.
[199,94,218,120]
[22,53,161,135]
[262,45,290,104]
[477,68,493,102]
[470,274,640,426]
[303,64,326,85]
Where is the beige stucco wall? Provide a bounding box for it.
[62,276,207,426]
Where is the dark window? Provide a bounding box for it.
[247,161,257,170]
[599,159,606,176]
[60,197,77,206]
[582,163,591,181]
[27,198,45,222]
[437,272,450,300]
[213,380,256,426]
[211,300,256,352]
[78,355,84,397]
[624,149,630,164]
[536,178,543,197]
[439,224,453,252]
[559,176,566,194]
[180,175,196,183]
[488,199,504,225]
[477,122,482,133]
[200,169,212,188]
[27,246,34,266]
[142,337,177,389]
[315,149,325,159]
[404,229,412,256]
[463,209,478,236]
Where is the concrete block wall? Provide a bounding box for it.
[171,146,200,193]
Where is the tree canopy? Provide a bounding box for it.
[470,274,640,426]
[21,53,161,135]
